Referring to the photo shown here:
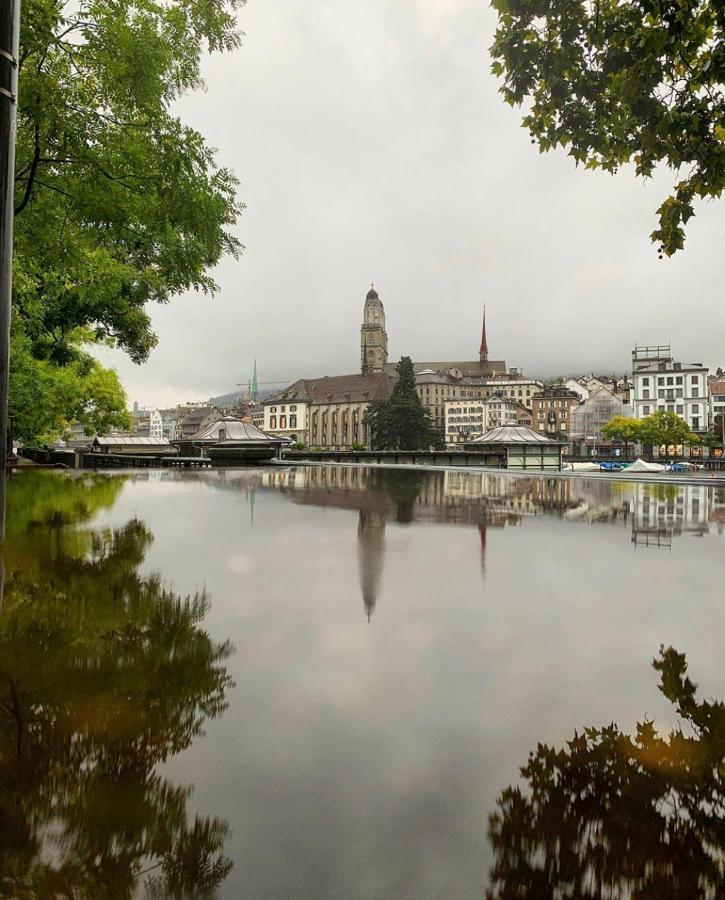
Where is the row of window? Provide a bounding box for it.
[269,415,298,430]
[268,405,297,414]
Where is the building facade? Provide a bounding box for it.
[570,387,624,451]
[416,371,543,434]
[263,397,309,443]
[360,286,388,375]
[631,344,709,433]
[710,381,725,437]
[531,387,581,437]
[265,373,394,450]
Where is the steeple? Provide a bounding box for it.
[251,358,258,402]
[361,283,388,375]
[479,305,488,364]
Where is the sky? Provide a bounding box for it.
[95,0,725,408]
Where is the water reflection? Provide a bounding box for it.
[0,473,234,898]
[486,647,725,899]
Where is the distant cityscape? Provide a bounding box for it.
[69,285,725,454]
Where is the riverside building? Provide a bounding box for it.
[631,344,709,434]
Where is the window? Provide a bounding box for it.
[692,417,700,431]
[270,406,277,413]
[642,405,650,415]
[290,405,297,411]
[270,416,277,429]
[279,415,287,428]
[676,377,683,385]
[692,404,700,414]
[666,377,673,385]
[676,405,683,415]
[642,377,650,386]
[290,415,297,428]
[658,377,665,385]
[658,390,665,399]
[642,389,650,399]
[281,405,286,412]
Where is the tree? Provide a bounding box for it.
[10,0,243,430]
[0,472,234,896]
[365,357,443,450]
[490,0,725,256]
[486,647,725,898]
[9,319,129,443]
[638,409,699,453]
[602,415,642,456]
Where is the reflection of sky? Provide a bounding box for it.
[90,469,725,900]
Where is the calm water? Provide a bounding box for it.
[2,466,725,898]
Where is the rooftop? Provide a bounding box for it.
[467,425,558,445]
[189,416,281,443]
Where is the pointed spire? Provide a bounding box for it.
[251,358,258,401]
[480,305,488,364]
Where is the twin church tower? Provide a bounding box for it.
[360,284,491,376]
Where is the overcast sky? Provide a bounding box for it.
[96,0,725,408]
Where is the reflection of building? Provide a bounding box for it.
[630,483,710,549]
[358,510,385,621]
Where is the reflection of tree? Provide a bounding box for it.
[0,474,234,898]
[366,469,426,524]
[486,648,725,899]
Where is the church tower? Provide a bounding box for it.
[360,285,388,375]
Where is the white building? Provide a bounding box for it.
[631,345,709,434]
[263,397,309,443]
[444,395,519,445]
[563,379,590,401]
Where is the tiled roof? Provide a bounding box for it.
[269,373,394,405]
[709,381,725,394]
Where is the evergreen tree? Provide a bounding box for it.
[365,357,443,451]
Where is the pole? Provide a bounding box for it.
[0,0,20,491]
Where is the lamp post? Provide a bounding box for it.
[0,0,20,485]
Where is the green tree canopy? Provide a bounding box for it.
[638,408,699,447]
[486,647,725,898]
[490,0,724,256]
[365,357,443,451]
[0,472,234,897]
[10,0,244,439]
[602,415,642,452]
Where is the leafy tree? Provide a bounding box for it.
[486,647,725,898]
[0,472,234,897]
[365,356,443,451]
[638,408,699,452]
[490,0,725,256]
[10,0,243,435]
[9,320,129,443]
[602,414,642,456]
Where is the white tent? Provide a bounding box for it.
[626,458,666,473]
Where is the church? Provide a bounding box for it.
[359,283,507,378]
[264,285,519,450]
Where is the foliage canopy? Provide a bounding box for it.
[365,357,443,451]
[490,0,725,256]
[11,0,244,439]
[0,473,234,896]
[486,646,725,897]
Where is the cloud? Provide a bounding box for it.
[97,0,725,406]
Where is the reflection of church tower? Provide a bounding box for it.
[357,509,386,622]
[361,285,388,375]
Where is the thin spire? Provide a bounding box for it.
[480,305,488,363]
[251,357,258,401]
